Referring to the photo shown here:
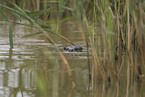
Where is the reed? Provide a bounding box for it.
[9,23,13,48]
[72,0,145,96]
[0,0,144,96]
[0,1,75,95]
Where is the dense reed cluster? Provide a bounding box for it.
[0,0,144,97]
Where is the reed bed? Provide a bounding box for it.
[71,0,145,96]
[0,0,144,97]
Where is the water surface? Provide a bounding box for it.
[0,20,144,97]
[0,21,90,97]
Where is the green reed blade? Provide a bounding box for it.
[9,23,13,48]
[22,32,42,38]
[29,7,53,17]
[0,8,8,21]
[20,0,24,9]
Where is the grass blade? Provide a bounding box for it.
[20,0,24,9]
[0,8,8,21]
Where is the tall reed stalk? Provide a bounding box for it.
[72,0,145,96]
[0,0,144,96]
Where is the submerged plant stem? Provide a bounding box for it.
[9,23,13,48]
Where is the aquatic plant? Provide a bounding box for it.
[72,0,145,96]
[0,1,75,95]
[0,0,144,97]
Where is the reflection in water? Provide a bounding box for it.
[0,22,89,97]
[0,21,144,97]
[0,47,36,97]
[8,48,13,67]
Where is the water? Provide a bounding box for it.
[0,21,90,97]
[1,0,145,96]
[0,20,145,97]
